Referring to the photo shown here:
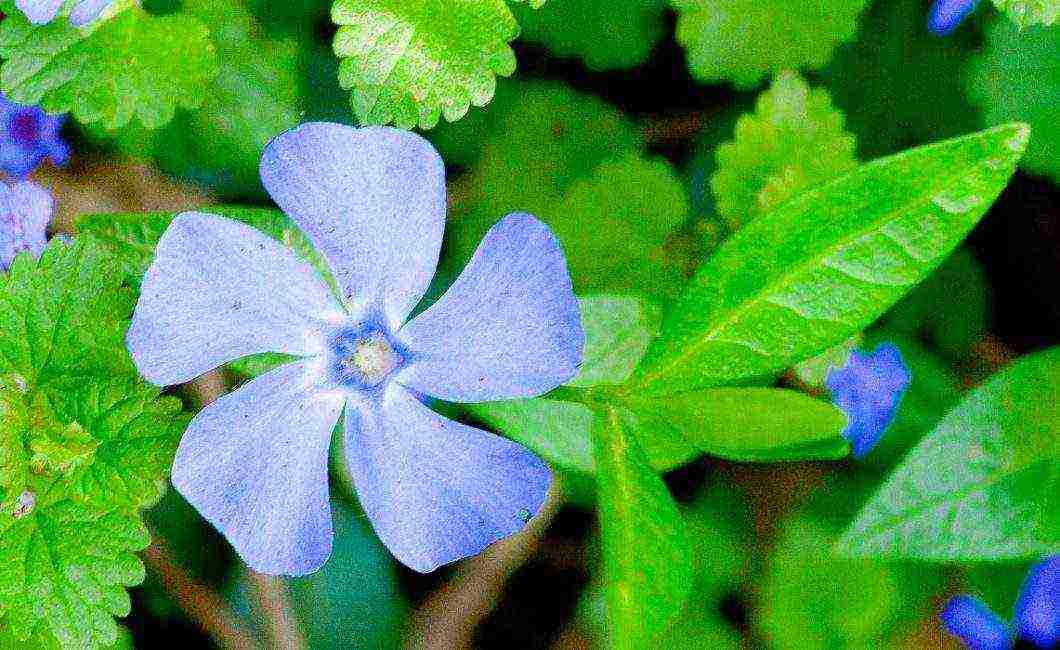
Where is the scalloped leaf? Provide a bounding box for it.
[331,0,519,129]
[0,2,219,129]
[993,0,1059,27]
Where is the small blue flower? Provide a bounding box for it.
[0,93,69,179]
[0,179,53,271]
[942,555,1060,649]
[928,0,983,36]
[127,123,584,576]
[16,0,115,27]
[825,343,910,459]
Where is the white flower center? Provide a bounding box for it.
[349,334,399,385]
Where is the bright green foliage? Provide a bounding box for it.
[671,0,871,88]
[469,397,597,474]
[509,0,548,7]
[993,0,1059,27]
[965,18,1060,182]
[0,624,133,650]
[793,335,860,387]
[567,296,659,388]
[635,124,1029,395]
[712,71,857,232]
[592,406,693,647]
[511,0,666,71]
[331,0,519,129]
[0,1,219,129]
[152,0,306,198]
[0,240,186,649]
[837,346,1060,560]
[824,0,981,160]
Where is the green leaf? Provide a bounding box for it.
[0,239,134,390]
[712,70,857,233]
[510,0,666,71]
[0,499,147,650]
[468,398,596,474]
[670,0,871,88]
[569,296,659,388]
[965,18,1060,183]
[0,2,219,129]
[992,0,1059,27]
[331,0,519,129]
[836,346,1060,560]
[635,123,1029,395]
[622,388,850,462]
[592,406,693,647]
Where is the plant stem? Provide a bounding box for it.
[246,572,307,650]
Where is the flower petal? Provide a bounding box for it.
[127,212,343,386]
[344,385,552,573]
[69,0,113,26]
[397,213,583,403]
[172,360,344,576]
[1014,555,1060,648]
[259,123,446,327]
[15,0,64,24]
[940,595,1012,650]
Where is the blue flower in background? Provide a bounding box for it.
[0,93,69,179]
[127,123,584,575]
[826,343,910,459]
[16,0,115,26]
[928,0,983,35]
[943,555,1060,649]
[0,179,53,271]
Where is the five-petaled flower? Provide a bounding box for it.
[0,179,53,271]
[825,343,910,459]
[0,93,69,179]
[127,123,584,575]
[942,555,1059,649]
[928,0,982,36]
[16,0,115,26]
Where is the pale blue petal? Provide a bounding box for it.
[172,360,345,576]
[941,595,1012,650]
[344,384,552,573]
[397,213,583,403]
[16,0,64,24]
[69,0,113,26]
[127,212,343,386]
[1014,555,1060,648]
[928,0,981,36]
[260,123,446,328]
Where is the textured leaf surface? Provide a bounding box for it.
[671,0,871,87]
[712,71,857,232]
[568,296,658,388]
[836,347,1060,560]
[635,124,1028,395]
[332,0,519,128]
[0,3,219,129]
[593,406,692,647]
[965,18,1060,183]
[992,0,1059,26]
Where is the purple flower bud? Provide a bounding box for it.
[1014,556,1060,648]
[826,343,911,459]
[941,595,1013,650]
[0,93,69,179]
[928,0,983,36]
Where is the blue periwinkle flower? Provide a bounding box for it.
[825,343,910,459]
[16,0,114,26]
[127,123,584,575]
[0,179,53,271]
[0,93,69,179]
[928,0,982,35]
[942,556,1060,649]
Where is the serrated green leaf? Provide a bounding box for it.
[836,346,1060,561]
[712,70,857,232]
[635,124,1029,395]
[331,0,519,129]
[671,0,871,88]
[622,388,850,462]
[964,18,1060,183]
[592,406,693,647]
[0,499,147,650]
[992,0,1059,27]
[0,3,219,129]
[510,0,666,71]
[0,239,134,390]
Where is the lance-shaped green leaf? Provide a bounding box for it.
[592,406,693,647]
[635,123,1030,396]
[836,346,1060,560]
[331,0,519,129]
